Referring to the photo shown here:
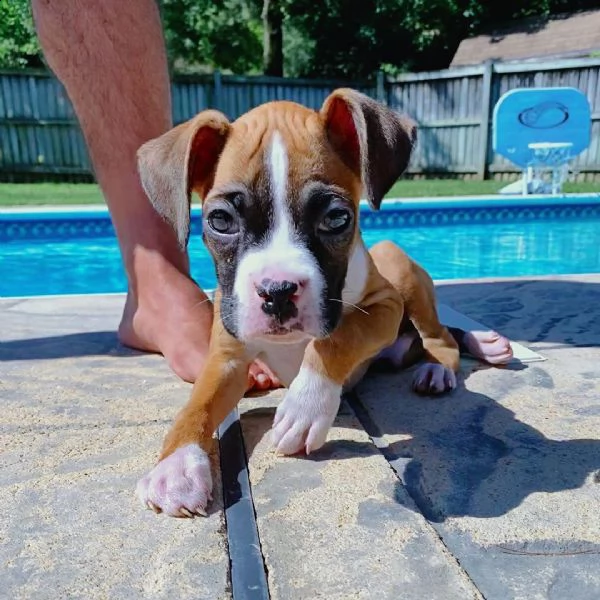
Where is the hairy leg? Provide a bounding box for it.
[32,0,278,388]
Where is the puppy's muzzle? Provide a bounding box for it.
[256,278,302,324]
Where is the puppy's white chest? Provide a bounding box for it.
[247,338,310,388]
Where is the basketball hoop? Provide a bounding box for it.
[493,88,591,197]
[526,142,573,195]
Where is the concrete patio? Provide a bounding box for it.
[1,275,599,599]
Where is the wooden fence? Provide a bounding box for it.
[386,57,600,181]
[1,56,600,181]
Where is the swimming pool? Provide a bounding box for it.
[2,195,600,297]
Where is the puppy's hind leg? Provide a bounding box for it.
[344,321,422,392]
[369,241,459,395]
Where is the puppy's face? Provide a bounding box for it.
[202,104,361,341]
[137,89,416,344]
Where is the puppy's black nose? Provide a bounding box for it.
[256,279,299,323]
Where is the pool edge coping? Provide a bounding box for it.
[1,192,600,218]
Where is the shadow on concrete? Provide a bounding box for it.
[360,277,600,521]
[434,279,600,349]
[3,278,599,524]
[239,278,600,522]
[355,375,600,523]
[0,331,142,361]
[240,375,600,524]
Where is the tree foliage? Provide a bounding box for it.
[160,0,263,74]
[284,0,600,77]
[283,0,413,77]
[0,0,42,69]
[1,0,599,76]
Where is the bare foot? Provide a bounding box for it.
[118,252,283,390]
[248,358,282,391]
[463,330,513,365]
[118,258,213,382]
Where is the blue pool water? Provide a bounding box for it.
[2,197,600,297]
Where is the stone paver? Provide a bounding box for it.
[1,297,230,600]
[354,275,600,600]
[2,276,599,599]
[239,393,480,600]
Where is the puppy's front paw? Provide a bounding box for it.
[136,444,212,517]
[412,362,456,395]
[271,367,341,455]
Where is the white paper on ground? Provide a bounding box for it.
[438,303,546,364]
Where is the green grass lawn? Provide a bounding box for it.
[387,179,598,197]
[0,183,104,206]
[0,179,597,207]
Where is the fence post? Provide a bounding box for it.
[213,70,223,111]
[477,60,494,180]
[376,70,386,104]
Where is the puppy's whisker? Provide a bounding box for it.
[219,312,235,327]
[318,325,334,345]
[216,311,235,332]
[190,298,213,311]
[328,298,369,315]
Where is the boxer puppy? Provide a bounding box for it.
[135,89,512,517]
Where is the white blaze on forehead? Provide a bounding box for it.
[267,130,293,243]
[232,129,326,341]
[269,130,288,215]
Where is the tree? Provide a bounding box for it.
[0,0,42,69]
[284,0,600,77]
[283,0,414,78]
[262,0,284,76]
[160,0,263,74]
[2,0,600,75]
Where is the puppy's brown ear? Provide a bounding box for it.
[137,110,230,247]
[321,88,416,210]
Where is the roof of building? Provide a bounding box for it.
[451,9,600,67]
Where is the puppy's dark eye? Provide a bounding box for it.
[207,209,238,234]
[318,208,352,234]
